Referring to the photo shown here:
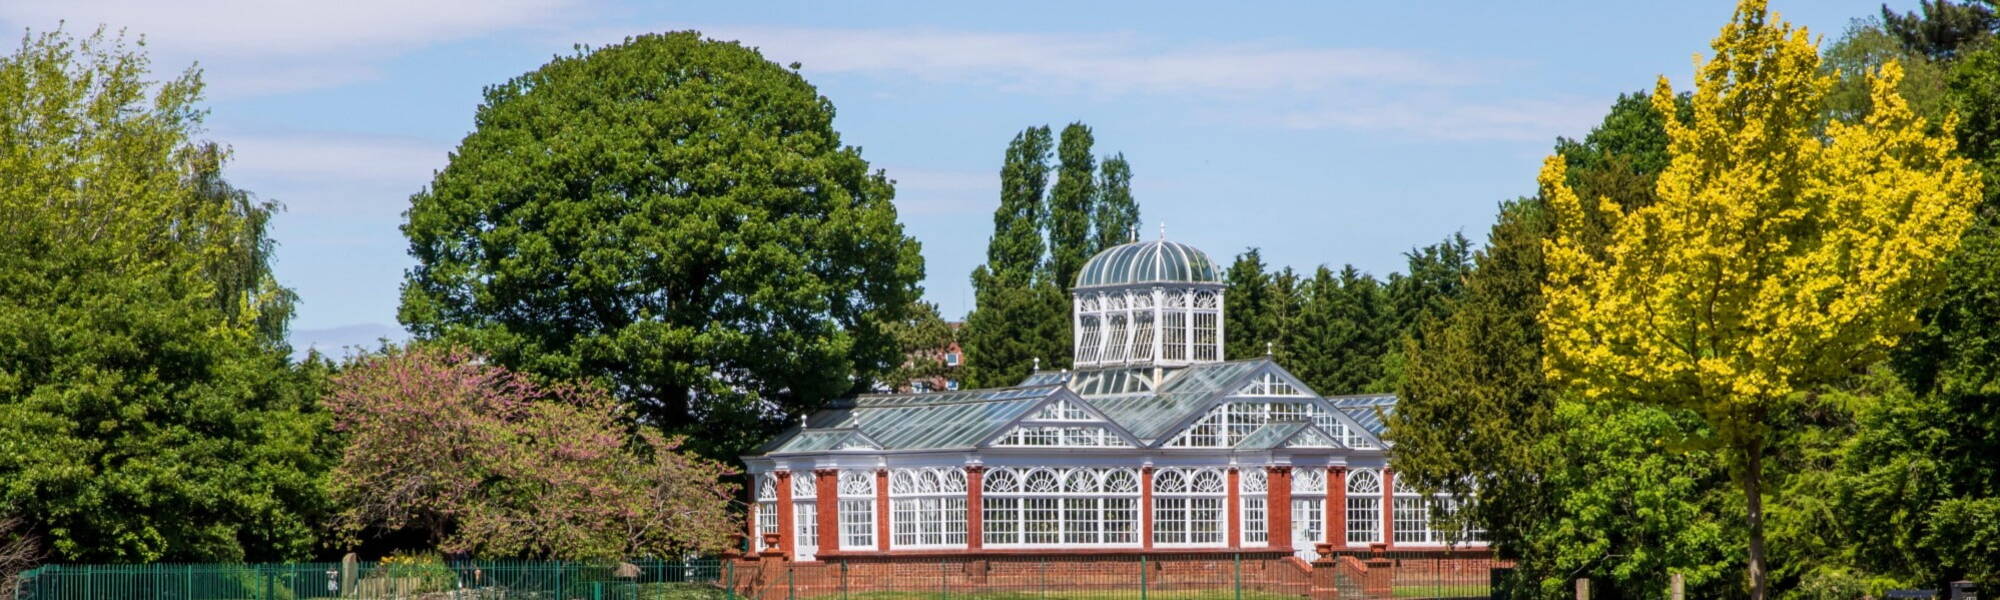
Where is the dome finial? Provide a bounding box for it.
[1159,222,1167,240]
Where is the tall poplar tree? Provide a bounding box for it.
[1540,2,1983,596]
[1093,153,1140,252]
[1048,123,1098,287]
[963,126,1058,387]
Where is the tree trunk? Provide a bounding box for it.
[1743,442,1768,600]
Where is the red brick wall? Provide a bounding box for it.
[722,548,1510,600]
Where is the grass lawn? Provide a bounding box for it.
[1393,583,1490,598]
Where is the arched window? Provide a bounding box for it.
[1240,468,1268,546]
[889,467,967,548]
[755,472,780,550]
[982,467,1140,547]
[1153,467,1226,547]
[1346,469,1382,545]
[792,473,818,556]
[838,470,876,548]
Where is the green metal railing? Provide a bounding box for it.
[15,552,1502,600]
[13,559,725,600]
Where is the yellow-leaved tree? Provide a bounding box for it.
[1537,1,1983,598]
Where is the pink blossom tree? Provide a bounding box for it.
[325,345,739,559]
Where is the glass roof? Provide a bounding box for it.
[773,429,879,453]
[761,385,1063,454]
[1074,239,1222,289]
[751,360,1400,457]
[1325,394,1397,436]
[1233,421,1311,450]
[1087,359,1269,440]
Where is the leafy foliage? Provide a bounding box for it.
[398,32,923,461]
[1539,2,1984,596]
[878,301,959,391]
[0,27,332,562]
[1880,0,1998,60]
[326,345,739,560]
[1093,154,1140,252]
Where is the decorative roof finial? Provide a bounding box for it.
[1159,222,1167,240]
[1130,226,1138,242]
[1033,356,1041,371]
[1266,341,1274,357]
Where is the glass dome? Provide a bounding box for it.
[1074,240,1222,289]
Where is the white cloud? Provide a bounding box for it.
[0,0,573,96]
[582,26,1475,97]
[567,24,1570,142]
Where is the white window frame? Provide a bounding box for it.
[1239,468,1268,546]
[838,470,877,549]
[791,473,818,557]
[982,467,1141,548]
[1152,467,1227,548]
[1346,469,1383,546]
[889,467,968,549]
[755,472,780,550]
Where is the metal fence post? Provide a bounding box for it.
[1139,555,1148,600]
[725,560,734,600]
[840,560,849,600]
[786,563,795,600]
[1234,553,1242,600]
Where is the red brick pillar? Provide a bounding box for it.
[775,470,797,559]
[746,473,761,553]
[875,468,891,551]
[1327,467,1347,550]
[815,469,841,553]
[1141,466,1155,549]
[966,465,986,550]
[1268,466,1293,552]
[756,533,789,600]
[1380,468,1396,549]
[1226,467,1242,548]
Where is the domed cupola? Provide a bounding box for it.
[1074,239,1223,289]
[1071,232,1226,370]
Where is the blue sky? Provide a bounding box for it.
[2,0,1895,356]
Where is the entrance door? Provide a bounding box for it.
[1292,497,1324,561]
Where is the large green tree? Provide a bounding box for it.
[1289,266,1387,394]
[1223,249,1277,360]
[398,32,923,461]
[0,28,331,562]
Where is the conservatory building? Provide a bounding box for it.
[742,237,1482,562]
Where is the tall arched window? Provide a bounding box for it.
[755,472,780,550]
[792,473,818,557]
[1346,469,1382,545]
[1153,467,1226,547]
[889,467,967,548]
[982,467,1140,547]
[838,470,876,548]
[1240,468,1268,546]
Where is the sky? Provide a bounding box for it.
[1,0,1899,357]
